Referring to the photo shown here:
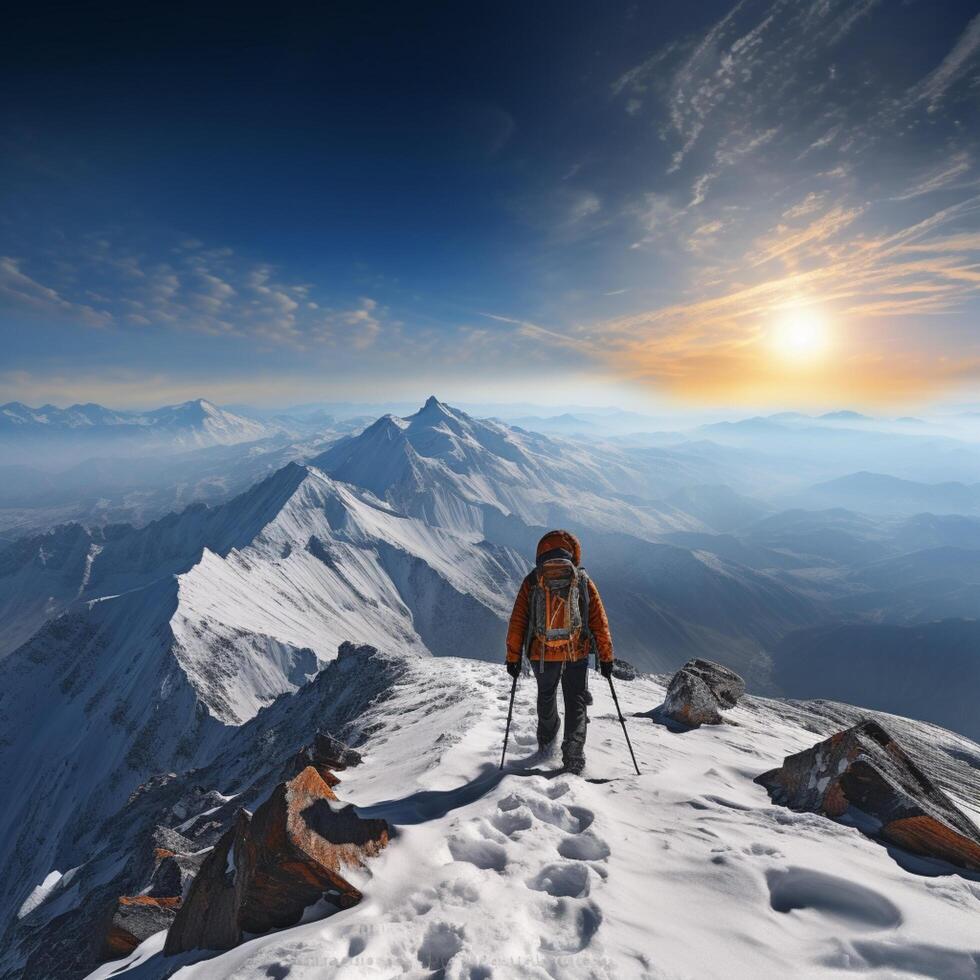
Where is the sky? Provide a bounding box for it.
[2,0,980,412]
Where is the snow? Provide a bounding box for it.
[86,660,980,980]
[314,399,706,542]
[16,871,63,920]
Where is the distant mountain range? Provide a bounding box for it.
[0,399,279,464]
[772,620,980,741]
[798,471,980,516]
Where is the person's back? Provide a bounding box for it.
[505,529,614,775]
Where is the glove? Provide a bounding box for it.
[600,660,614,679]
[506,660,521,679]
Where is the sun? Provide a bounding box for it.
[769,307,831,364]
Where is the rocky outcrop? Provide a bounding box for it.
[102,896,181,958]
[283,730,363,785]
[99,826,204,961]
[611,658,636,681]
[661,659,745,726]
[164,765,389,955]
[147,847,205,900]
[757,719,980,872]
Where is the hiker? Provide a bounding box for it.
[505,529,614,775]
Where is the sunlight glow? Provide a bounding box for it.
[770,307,832,365]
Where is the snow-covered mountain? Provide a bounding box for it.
[4,645,979,979]
[0,461,526,940]
[0,399,280,465]
[3,396,980,979]
[1,399,824,677]
[314,398,821,677]
[313,396,704,540]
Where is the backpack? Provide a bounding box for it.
[525,558,592,664]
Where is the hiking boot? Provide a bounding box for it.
[563,758,586,776]
[584,689,594,706]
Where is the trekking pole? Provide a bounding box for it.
[500,673,519,770]
[607,675,641,775]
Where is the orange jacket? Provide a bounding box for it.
[505,530,614,665]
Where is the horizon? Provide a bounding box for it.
[3,2,980,412]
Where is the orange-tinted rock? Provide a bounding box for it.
[102,896,181,958]
[757,719,980,872]
[164,766,388,955]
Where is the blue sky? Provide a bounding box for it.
[2,0,980,410]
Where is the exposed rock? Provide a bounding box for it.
[148,849,206,900]
[102,896,181,959]
[164,765,388,955]
[611,658,636,681]
[151,825,194,854]
[283,731,363,785]
[661,659,745,726]
[99,827,206,961]
[756,719,980,872]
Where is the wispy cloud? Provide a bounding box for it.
[516,192,980,405]
[0,256,111,328]
[892,153,975,201]
[0,236,389,352]
[908,10,980,112]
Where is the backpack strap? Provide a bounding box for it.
[578,568,597,668]
[521,569,537,666]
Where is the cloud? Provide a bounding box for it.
[519,191,980,406]
[892,153,975,201]
[313,297,385,350]
[0,235,395,353]
[0,256,111,328]
[908,10,980,112]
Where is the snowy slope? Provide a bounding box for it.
[86,655,980,980]
[315,397,704,540]
[0,463,526,938]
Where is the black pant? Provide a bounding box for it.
[533,659,589,766]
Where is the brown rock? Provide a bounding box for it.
[757,719,980,872]
[103,896,181,959]
[661,659,745,726]
[164,766,388,955]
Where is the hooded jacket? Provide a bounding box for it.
[505,529,614,665]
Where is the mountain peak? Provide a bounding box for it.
[417,395,453,417]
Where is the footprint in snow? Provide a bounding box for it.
[558,830,610,862]
[537,897,603,954]
[417,921,464,971]
[448,834,508,872]
[489,806,534,837]
[498,787,595,833]
[528,861,592,898]
[544,780,570,799]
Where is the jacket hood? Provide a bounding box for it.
[536,529,582,566]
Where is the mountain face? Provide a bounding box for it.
[0,427,353,539]
[0,460,526,938]
[313,396,703,540]
[662,484,772,533]
[313,399,821,677]
[0,399,280,466]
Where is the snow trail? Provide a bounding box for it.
[87,662,980,980]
